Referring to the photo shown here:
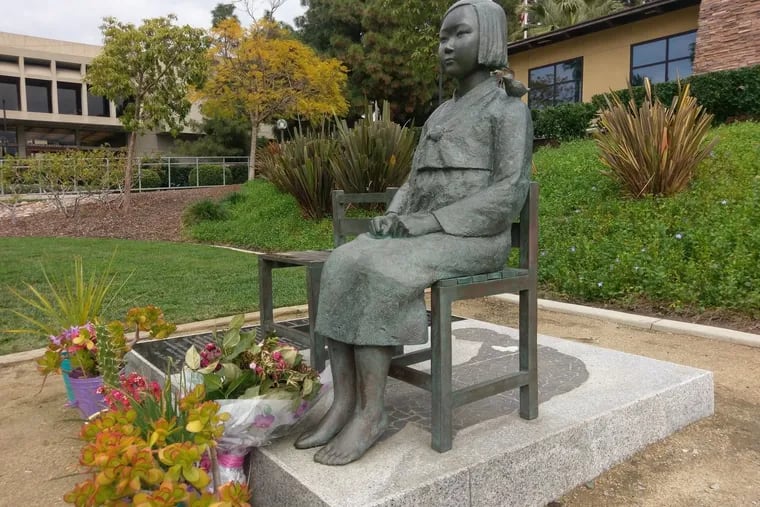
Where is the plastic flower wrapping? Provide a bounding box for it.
[183,315,331,485]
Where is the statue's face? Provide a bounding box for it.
[439,5,480,79]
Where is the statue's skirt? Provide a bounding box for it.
[314,231,509,347]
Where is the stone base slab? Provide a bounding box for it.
[248,319,714,507]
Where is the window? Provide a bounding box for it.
[87,87,110,117]
[26,79,52,113]
[0,76,20,110]
[528,58,582,109]
[57,82,82,115]
[0,128,17,156]
[631,31,696,85]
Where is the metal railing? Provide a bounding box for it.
[0,156,250,195]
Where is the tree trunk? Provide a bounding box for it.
[123,130,138,211]
[248,116,258,181]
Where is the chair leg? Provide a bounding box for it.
[431,286,453,452]
[519,286,538,420]
[258,258,274,337]
[306,264,326,371]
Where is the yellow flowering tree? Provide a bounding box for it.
[201,18,349,180]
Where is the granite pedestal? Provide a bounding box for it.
[247,318,714,507]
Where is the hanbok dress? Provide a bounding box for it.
[314,77,532,347]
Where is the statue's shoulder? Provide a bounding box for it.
[488,87,530,120]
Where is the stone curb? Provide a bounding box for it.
[0,304,309,368]
[493,293,760,348]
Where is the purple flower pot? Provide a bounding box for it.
[68,375,106,419]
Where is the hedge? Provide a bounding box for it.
[591,64,760,124]
[533,64,760,142]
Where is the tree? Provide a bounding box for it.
[523,0,625,35]
[86,16,209,209]
[200,18,348,180]
[212,3,238,27]
[298,0,521,123]
[172,116,252,156]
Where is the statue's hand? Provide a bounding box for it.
[397,213,442,237]
[370,214,400,238]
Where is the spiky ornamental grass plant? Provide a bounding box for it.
[7,255,127,338]
[258,131,337,220]
[330,101,415,195]
[594,78,718,197]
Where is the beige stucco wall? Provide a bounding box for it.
[509,5,700,103]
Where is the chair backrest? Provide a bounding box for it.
[331,181,538,271]
[331,188,398,247]
[511,181,539,273]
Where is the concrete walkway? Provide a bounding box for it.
[2,296,758,367]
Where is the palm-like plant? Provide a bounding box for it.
[522,0,627,35]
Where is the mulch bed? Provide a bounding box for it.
[0,186,240,242]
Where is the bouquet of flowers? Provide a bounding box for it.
[184,315,329,485]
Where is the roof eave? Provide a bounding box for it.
[508,0,701,55]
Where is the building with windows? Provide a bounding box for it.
[508,0,760,109]
[0,32,201,157]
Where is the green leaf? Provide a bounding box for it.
[185,345,201,370]
[302,377,314,398]
[220,362,241,383]
[240,385,260,398]
[280,348,298,367]
[203,373,224,392]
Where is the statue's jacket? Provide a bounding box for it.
[315,77,532,346]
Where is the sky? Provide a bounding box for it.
[0,0,306,46]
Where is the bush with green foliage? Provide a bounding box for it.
[259,132,337,219]
[136,168,162,189]
[330,101,416,194]
[181,198,230,226]
[591,64,760,124]
[187,164,233,186]
[594,79,717,197]
[532,102,597,141]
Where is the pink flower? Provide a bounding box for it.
[272,351,282,361]
[253,413,275,428]
[249,361,258,371]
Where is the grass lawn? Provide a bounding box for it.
[0,237,309,354]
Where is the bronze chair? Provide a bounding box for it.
[388,181,539,452]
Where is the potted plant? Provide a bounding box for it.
[184,315,328,485]
[7,255,126,405]
[64,372,251,505]
[35,305,176,418]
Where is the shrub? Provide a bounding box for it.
[229,163,249,183]
[594,78,718,197]
[136,168,162,189]
[330,101,415,194]
[259,132,337,219]
[187,164,233,186]
[532,102,598,141]
[591,64,760,124]
[182,199,229,226]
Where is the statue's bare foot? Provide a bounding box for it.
[294,403,353,449]
[313,410,388,465]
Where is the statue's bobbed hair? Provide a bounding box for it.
[444,0,508,69]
